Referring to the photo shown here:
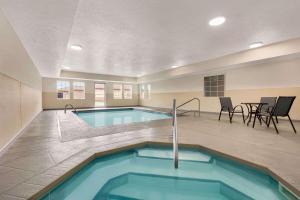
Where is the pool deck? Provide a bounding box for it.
[0,109,300,199]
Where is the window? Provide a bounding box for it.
[204,75,224,97]
[139,84,150,99]
[140,85,145,99]
[57,80,70,99]
[147,84,151,99]
[123,84,133,99]
[73,82,85,99]
[113,84,123,99]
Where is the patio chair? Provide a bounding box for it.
[254,96,296,134]
[252,97,277,126]
[218,97,245,123]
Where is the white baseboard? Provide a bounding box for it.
[0,110,42,156]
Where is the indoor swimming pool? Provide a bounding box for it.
[75,108,171,127]
[40,146,298,200]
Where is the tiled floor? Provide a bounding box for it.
[0,110,300,199]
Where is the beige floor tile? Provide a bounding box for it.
[0,194,25,200]
[25,174,59,186]
[1,153,55,173]
[0,110,299,198]
[0,184,13,194]
[3,184,43,199]
[43,165,71,177]
[0,168,34,188]
[0,166,13,175]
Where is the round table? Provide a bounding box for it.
[241,102,267,126]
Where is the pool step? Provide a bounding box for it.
[136,148,212,163]
[94,173,252,200]
[107,194,140,200]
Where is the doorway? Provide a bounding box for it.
[95,83,105,107]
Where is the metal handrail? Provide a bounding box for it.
[176,97,200,116]
[172,99,178,169]
[64,104,77,114]
[172,97,201,169]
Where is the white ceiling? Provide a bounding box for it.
[1,0,300,77]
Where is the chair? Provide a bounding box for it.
[254,96,296,134]
[253,97,277,126]
[260,97,277,113]
[218,97,245,123]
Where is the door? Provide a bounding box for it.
[95,83,105,107]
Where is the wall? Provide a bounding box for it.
[139,57,300,120]
[42,77,139,109]
[104,83,139,107]
[0,9,42,150]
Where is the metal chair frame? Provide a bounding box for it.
[254,96,296,134]
[218,97,245,123]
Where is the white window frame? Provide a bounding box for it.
[140,85,145,99]
[123,84,133,99]
[204,75,225,97]
[113,84,123,99]
[56,80,70,99]
[73,81,85,99]
[147,84,151,99]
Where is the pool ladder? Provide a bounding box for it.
[64,104,77,114]
[176,98,200,117]
[172,98,201,169]
[172,99,179,169]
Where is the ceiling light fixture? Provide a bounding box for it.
[62,66,71,70]
[209,16,226,26]
[172,65,179,68]
[70,44,83,51]
[249,42,263,49]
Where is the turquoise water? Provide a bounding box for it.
[41,147,297,200]
[75,109,171,127]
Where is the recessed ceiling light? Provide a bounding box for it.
[249,42,263,49]
[172,65,179,68]
[209,16,226,26]
[62,66,71,70]
[70,45,82,51]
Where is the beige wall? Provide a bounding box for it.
[140,57,300,120]
[104,82,139,107]
[0,73,42,151]
[0,73,21,149]
[0,10,41,90]
[42,77,139,109]
[0,10,42,151]
[21,84,43,125]
[42,78,95,109]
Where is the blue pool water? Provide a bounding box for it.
[75,109,171,127]
[41,147,297,200]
